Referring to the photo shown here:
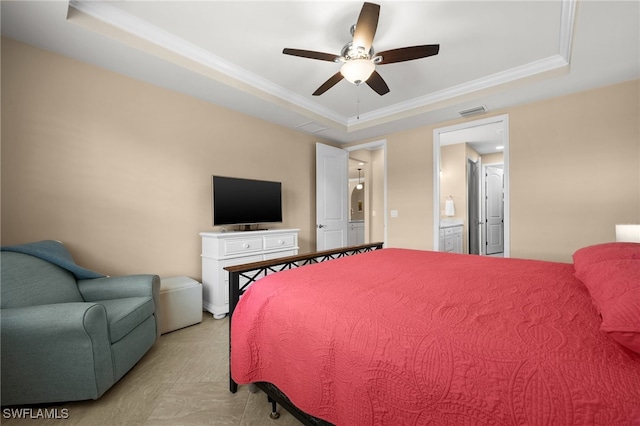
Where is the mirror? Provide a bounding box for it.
[433,114,510,256]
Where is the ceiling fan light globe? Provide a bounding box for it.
[340,59,375,85]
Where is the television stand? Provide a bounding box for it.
[237,224,267,232]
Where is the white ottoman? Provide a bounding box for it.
[159,276,203,334]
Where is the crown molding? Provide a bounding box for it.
[69,0,576,133]
[68,0,347,127]
[347,54,569,128]
[347,0,576,127]
[559,0,577,62]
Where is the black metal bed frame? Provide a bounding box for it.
[225,242,384,424]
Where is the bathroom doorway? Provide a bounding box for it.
[433,114,509,256]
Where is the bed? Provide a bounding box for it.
[227,242,640,425]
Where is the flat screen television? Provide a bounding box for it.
[212,176,282,228]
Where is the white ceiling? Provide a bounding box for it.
[2,1,639,145]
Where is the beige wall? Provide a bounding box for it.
[1,38,326,279]
[508,81,639,260]
[3,38,639,272]
[364,79,640,262]
[383,127,435,250]
[482,152,504,165]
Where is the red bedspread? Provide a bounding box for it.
[231,249,640,425]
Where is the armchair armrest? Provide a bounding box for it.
[78,274,161,338]
[1,303,114,403]
[78,274,160,302]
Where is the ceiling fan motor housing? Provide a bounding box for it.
[340,41,375,62]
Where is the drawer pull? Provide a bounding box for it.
[243,243,250,249]
[278,239,284,245]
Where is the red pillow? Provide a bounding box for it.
[573,242,640,273]
[574,259,640,354]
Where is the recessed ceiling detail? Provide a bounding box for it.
[2,0,637,144]
[66,0,575,132]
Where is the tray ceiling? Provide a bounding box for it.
[2,1,638,144]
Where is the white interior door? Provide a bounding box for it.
[485,166,504,255]
[316,143,348,251]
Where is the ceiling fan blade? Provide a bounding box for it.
[313,72,344,96]
[366,70,390,96]
[376,45,440,64]
[283,48,338,62]
[352,2,380,53]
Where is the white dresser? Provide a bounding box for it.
[200,229,300,318]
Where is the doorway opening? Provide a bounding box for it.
[345,140,387,248]
[433,114,509,256]
[315,140,387,251]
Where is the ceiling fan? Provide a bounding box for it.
[283,2,440,96]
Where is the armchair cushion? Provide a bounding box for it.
[79,275,161,341]
[99,297,156,343]
[0,252,83,308]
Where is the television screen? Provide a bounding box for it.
[212,176,283,227]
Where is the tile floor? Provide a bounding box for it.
[2,315,302,426]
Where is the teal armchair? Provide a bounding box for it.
[1,241,160,406]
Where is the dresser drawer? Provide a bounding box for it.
[443,227,454,236]
[264,233,296,250]
[224,237,263,255]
